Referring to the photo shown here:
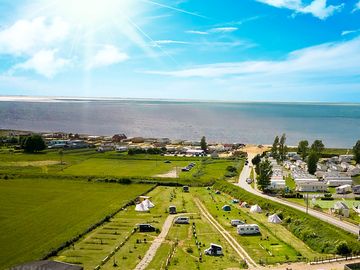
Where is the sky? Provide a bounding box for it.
[0,0,360,102]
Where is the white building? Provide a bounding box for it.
[296,181,328,192]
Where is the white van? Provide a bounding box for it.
[230,219,245,226]
[237,224,260,235]
[174,216,190,224]
[204,243,223,256]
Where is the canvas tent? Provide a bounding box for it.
[143,199,155,208]
[135,202,149,212]
[240,202,248,208]
[268,214,282,224]
[222,205,231,211]
[250,204,262,213]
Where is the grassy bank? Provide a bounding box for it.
[213,181,360,255]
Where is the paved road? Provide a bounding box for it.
[237,153,359,235]
[194,198,258,268]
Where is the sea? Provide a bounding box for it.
[0,97,360,148]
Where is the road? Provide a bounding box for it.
[134,214,182,270]
[194,198,258,269]
[237,153,359,235]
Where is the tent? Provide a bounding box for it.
[268,214,282,224]
[240,202,248,208]
[135,202,149,212]
[250,204,262,213]
[143,199,155,208]
[222,205,231,211]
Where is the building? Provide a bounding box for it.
[333,201,350,218]
[335,184,352,194]
[112,133,127,142]
[353,185,360,194]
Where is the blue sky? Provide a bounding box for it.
[0,0,360,102]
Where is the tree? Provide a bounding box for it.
[307,152,319,175]
[271,136,279,160]
[298,140,309,160]
[252,154,261,166]
[336,241,352,256]
[311,140,324,155]
[200,136,207,152]
[23,135,46,153]
[278,133,287,162]
[256,159,273,191]
[353,140,360,164]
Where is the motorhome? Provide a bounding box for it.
[230,219,245,226]
[204,243,223,256]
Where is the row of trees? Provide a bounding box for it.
[270,134,287,162]
[297,139,325,174]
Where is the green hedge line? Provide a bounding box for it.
[213,181,360,255]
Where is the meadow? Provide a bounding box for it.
[0,178,153,269]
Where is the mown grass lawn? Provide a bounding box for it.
[0,179,153,269]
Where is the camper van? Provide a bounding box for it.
[183,186,190,192]
[169,205,177,214]
[138,224,156,232]
[231,219,245,226]
[174,216,190,224]
[237,224,260,235]
[204,243,223,256]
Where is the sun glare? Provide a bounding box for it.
[53,0,136,26]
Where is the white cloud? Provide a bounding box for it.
[0,17,69,55]
[341,29,360,36]
[145,37,360,79]
[256,0,344,19]
[185,30,209,35]
[353,1,360,12]
[86,45,128,70]
[209,27,238,33]
[153,40,190,45]
[15,50,69,78]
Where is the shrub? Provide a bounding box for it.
[336,241,352,255]
[186,247,194,253]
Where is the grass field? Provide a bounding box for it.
[0,179,153,269]
[55,186,246,270]
[0,149,243,185]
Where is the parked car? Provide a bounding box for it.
[174,216,190,224]
[138,224,156,232]
[246,178,253,184]
[230,219,245,227]
[204,243,223,256]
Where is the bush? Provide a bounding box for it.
[336,241,352,255]
[186,247,194,253]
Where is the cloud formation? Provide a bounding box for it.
[256,0,344,19]
[353,1,360,12]
[15,50,69,78]
[86,45,129,70]
[0,17,69,55]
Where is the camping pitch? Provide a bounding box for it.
[250,204,262,213]
[143,199,155,208]
[268,214,282,224]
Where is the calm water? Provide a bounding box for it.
[0,98,360,147]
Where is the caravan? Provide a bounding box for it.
[237,224,260,235]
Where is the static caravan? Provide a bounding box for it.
[174,216,190,224]
[327,180,353,187]
[237,224,260,235]
[353,185,360,194]
[230,219,245,226]
[336,184,352,194]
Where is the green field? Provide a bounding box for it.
[0,179,153,269]
[0,149,243,185]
